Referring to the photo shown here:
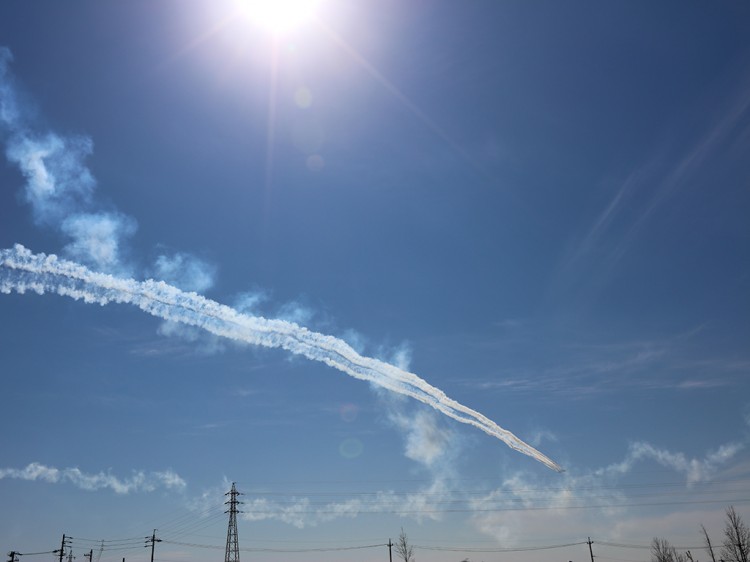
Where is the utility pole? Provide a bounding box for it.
[55,534,68,562]
[587,537,595,562]
[7,551,19,562]
[387,539,393,562]
[94,540,104,562]
[145,530,160,562]
[84,549,92,562]
[224,482,243,562]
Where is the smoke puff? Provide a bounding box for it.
[389,341,413,371]
[153,252,216,293]
[157,320,226,355]
[390,408,456,467]
[62,212,137,273]
[7,133,97,225]
[233,290,269,314]
[0,47,139,275]
[0,47,20,129]
[277,300,315,325]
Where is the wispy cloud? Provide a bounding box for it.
[156,320,227,355]
[61,212,138,273]
[178,417,750,535]
[0,45,215,289]
[234,387,259,398]
[151,251,217,293]
[460,328,744,399]
[0,462,186,494]
[388,408,458,468]
[553,67,750,302]
[599,441,745,487]
[0,54,137,276]
[0,47,20,127]
[236,401,463,528]
[470,431,748,545]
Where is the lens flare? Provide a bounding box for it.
[340,403,359,423]
[294,87,313,108]
[339,438,364,459]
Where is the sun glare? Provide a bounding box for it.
[236,0,319,34]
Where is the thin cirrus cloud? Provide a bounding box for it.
[458,330,740,399]
[553,69,750,303]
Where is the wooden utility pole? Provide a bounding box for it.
[146,530,160,562]
[587,537,595,562]
[57,534,67,562]
[387,539,393,562]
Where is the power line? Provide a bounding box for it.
[67,539,144,544]
[160,539,590,553]
[149,501,226,536]
[227,468,744,487]
[235,488,748,507]
[237,477,750,497]
[93,545,143,551]
[596,556,646,562]
[237,497,750,514]
[163,539,388,553]
[598,541,710,550]
[414,541,586,552]
[160,511,226,541]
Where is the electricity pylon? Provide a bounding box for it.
[224,482,243,562]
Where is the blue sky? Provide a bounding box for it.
[1,2,749,562]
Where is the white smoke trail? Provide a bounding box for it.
[0,462,186,494]
[0,244,562,472]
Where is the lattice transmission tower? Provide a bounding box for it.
[224,482,243,562]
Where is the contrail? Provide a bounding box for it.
[1,244,562,472]
[0,45,561,471]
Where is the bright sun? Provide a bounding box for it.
[236,0,319,33]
